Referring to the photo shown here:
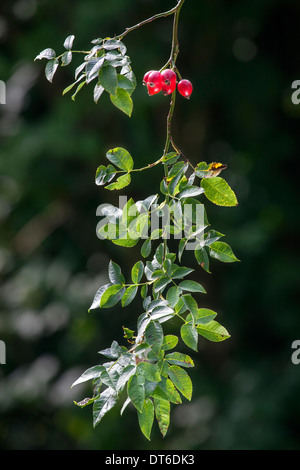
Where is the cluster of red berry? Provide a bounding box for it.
[143,69,193,99]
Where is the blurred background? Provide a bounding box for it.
[0,0,300,450]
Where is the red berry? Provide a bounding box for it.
[178,79,193,99]
[147,70,162,95]
[143,70,155,85]
[147,82,161,96]
[161,69,177,86]
[161,80,176,96]
[161,69,177,95]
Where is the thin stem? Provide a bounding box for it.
[163,90,177,259]
[56,50,91,60]
[170,0,186,65]
[170,137,195,171]
[163,92,177,157]
[162,0,186,260]
[123,280,154,288]
[115,0,185,41]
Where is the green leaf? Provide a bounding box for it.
[152,377,182,404]
[197,320,231,342]
[162,152,180,165]
[112,233,139,247]
[74,397,98,408]
[140,284,148,299]
[121,285,138,307]
[63,34,75,50]
[105,173,131,191]
[45,58,59,83]
[153,275,172,293]
[177,186,204,199]
[120,397,131,416]
[123,326,135,340]
[122,198,139,226]
[201,177,238,207]
[174,297,187,316]
[100,369,118,391]
[89,283,111,311]
[161,335,178,351]
[168,161,188,178]
[194,161,210,178]
[61,50,72,66]
[137,362,161,382]
[150,305,174,323]
[138,398,154,441]
[166,286,181,308]
[178,237,187,262]
[98,64,118,95]
[193,308,217,324]
[86,57,105,83]
[91,37,103,45]
[145,320,163,356]
[131,213,149,239]
[168,171,186,196]
[144,380,158,399]
[160,179,168,196]
[100,284,125,308]
[116,365,136,392]
[150,228,163,240]
[106,147,134,172]
[95,164,116,186]
[165,352,194,368]
[204,229,225,246]
[98,340,125,359]
[178,280,206,294]
[209,241,240,263]
[154,397,170,437]
[127,374,145,413]
[141,239,151,258]
[183,294,198,322]
[103,38,127,55]
[62,74,85,96]
[131,261,144,284]
[71,80,86,101]
[71,365,105,387]
[110,88,133,117]
[74,61,86,79]
[94,83,105,103]
[180,323,198,351]
[117,74,136,96]
[35,48,56,60]
[93,388,117,427]
[108,260,125,284]
[168,365,193,401]
[171,267,194,279]
[195,246,210,273]
[155,243,164,264]
[98,221,125,241]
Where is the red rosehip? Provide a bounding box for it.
[178,79,193,99]
[147,70,162,95]
[143,70,155,85]
[147,83,161,96]
[161,69,177,95]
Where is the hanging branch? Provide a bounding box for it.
[34,0,239,440]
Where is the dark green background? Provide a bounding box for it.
[0,0,300,450]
